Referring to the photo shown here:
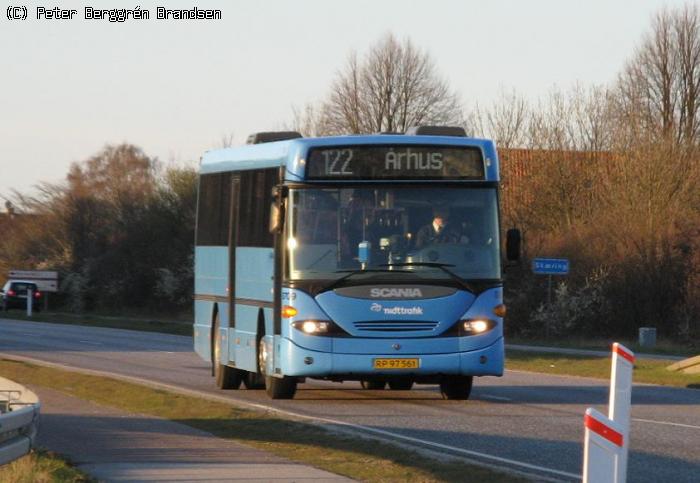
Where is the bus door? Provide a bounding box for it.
[227,176,240,364]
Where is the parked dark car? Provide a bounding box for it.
[1,280,43,312]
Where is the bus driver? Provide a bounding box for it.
[415,208,458,248]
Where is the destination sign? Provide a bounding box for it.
[306,145,484,180]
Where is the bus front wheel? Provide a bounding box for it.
[213,314,243,390]
[258,338,297,399]
[439,376,473,400]
[265,375,297,399]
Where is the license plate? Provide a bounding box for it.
[373,358,419,370]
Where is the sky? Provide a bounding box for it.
[0,0,691,201]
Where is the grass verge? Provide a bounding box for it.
[0,358,523,483]
[507,336,697,358]
[506,350,700,389]
[0,311,190,336]
[0,449,93,483]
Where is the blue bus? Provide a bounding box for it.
[194,126,520,399]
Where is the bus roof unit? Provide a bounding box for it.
[405,126,467,137]
[246,131,303,144]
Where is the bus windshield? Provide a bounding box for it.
[287,186,500,283]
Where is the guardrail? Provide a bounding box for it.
[667,355,700,374]
[0,377,41,466]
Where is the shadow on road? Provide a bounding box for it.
[287,383,700,406]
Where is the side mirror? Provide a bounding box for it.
[269,202,284,234]
[506,228,521,262]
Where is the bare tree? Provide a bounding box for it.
[320,34,463,134]
[675,5,700,142]
[568,84,615,152]
[218,132,235,148]
[471,88,530,148]
[287,103,327,137]
[616,4,700,144]
[67,144,156,203]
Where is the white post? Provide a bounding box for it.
[26,288,33,317]
[609,342,635,483]
[583,408,626,483]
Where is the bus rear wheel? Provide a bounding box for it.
[360,380,386,390]
[439,376,473,400]
[243,372,265,389]
[213,315,243,390]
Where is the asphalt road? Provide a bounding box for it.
[1,318,698,482]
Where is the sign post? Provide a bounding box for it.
[531,258,569,336]
[26,288,33,317]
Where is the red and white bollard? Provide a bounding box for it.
[27,288,33,317]
[582,343,635,483]
[583,408,625,482]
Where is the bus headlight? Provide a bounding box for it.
[460,319,495,335]
[293,320,331,335]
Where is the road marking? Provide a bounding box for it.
[481,394,512,402]
[633,418,700,430]
[78,340,103,346]
[0,352,581,482]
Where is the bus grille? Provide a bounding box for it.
[353,321,438,332]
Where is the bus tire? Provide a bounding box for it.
[388,380,414,391]
[243,372,265,389]
[265,375,297,399]
[258,337,296,398]
[213,314,243,390]
[244,314,266,389]
[439,376,473,400]
[360,380,386,390]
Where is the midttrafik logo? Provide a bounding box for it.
[369,303,423,315]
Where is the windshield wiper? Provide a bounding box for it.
[379,262,474,292]
[321,267,409,292]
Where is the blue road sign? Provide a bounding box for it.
[532,258,569,275]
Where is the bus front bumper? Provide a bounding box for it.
[275,336,504,378]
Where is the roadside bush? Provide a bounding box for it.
[527,268,610,337]
[1,144,197,314]
[60,271,87,313]
[154,255,194,308]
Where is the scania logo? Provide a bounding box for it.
[370,303,383,312]
[370,287,423,298]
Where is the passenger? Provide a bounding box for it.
[455,217,472,244]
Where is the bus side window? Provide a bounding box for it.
[196,172,231,246]
[238,168,278,248]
